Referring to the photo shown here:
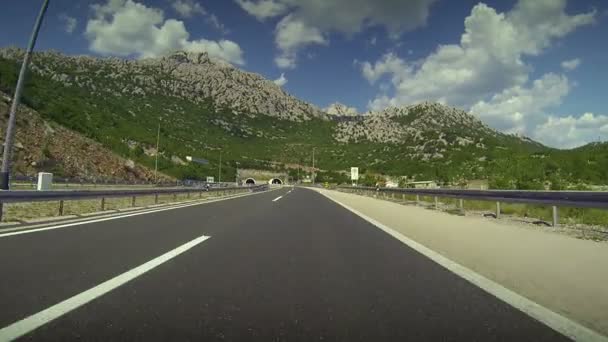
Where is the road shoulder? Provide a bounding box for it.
[316,188,608,339]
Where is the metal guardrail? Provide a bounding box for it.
[340,186,608,227]
[0,184,269,221]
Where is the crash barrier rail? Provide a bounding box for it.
[0,184,269,222]
[12,175,181,188]
[340,186,608,227]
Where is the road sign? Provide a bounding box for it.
[206,176,214,183]
[351,167,359,180]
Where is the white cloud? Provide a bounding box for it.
[59,14,77,34]
[235,0,289,20]
[274,15,327,69]
[235,0,437,69]
[561,58,581,71]
[273,73,288,86]
[361,0,595,110]
[470,73,570,134]
[85,0,244,65]
[171,0,205,18]
[205,14,230,34]
[533,113,608,148]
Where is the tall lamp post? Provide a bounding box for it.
[1,0,50,190]
[0,0,50,222]
[154,117,161,184]
[235,161,240,186]
[218,150,222,183]
[312,147,316,184]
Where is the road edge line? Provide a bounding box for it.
[316,189,608,342]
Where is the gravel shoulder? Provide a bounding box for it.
[318,189,608,337]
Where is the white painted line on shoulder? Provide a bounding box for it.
[272,196,283,202]
[317,190,608,342]
[0,234,211,341]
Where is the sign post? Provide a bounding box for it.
[350,167,359,186]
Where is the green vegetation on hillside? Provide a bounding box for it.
[1,55,608,187]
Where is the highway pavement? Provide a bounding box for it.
[0,187,570,341]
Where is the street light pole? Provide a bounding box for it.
[235,161,239,185]
[154,117,160,184]
[218,150,222,183]
[1,0,50,191]
[312,147,316,184]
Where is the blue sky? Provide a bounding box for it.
[1,0,607,148]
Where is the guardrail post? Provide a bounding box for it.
[496,202,501,219]
[552,206,559,227]
[416,194,420,205]
[100,197,105,211]
[459,199,464,214]
[131,196,136,207]
[434,196,438,209]
[155,194,159,204]
[58,200,64,216]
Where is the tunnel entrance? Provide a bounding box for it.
[245,178,256,185]
[270,178,283,185]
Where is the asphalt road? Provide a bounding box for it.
[0,187,569,341]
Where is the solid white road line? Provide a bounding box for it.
[0,188,276,239]
[0,234,211,341]
[272,196,283,202]
[317,190,608,342]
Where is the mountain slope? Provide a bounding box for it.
[0,91,172,182]
[0,48,603,187]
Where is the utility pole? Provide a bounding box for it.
[154,117,160,184]
[218,150,222,183]
[235,161,239,185]
[1,0,50,191]
[312,147,316,185]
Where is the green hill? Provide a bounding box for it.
[0,48,605,188]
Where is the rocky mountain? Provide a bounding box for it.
[2,48,604,186]
[0,91,172,182]
[325,102,359,117]
[0,48,326,122]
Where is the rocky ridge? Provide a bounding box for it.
[0,48,326,122]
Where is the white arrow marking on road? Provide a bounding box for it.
[272,196,283,202]
[0,234,211,341]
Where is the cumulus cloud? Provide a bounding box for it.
[274,15,327,69]
[361,0,594,110]
[561,58,581,71]
[273,73,288,86]
[59,14,77,34]
[470,73,570,134]
[235,0,437,69]
[170,0,205,18]
[85,0,244,64]
[533,113,608,149]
